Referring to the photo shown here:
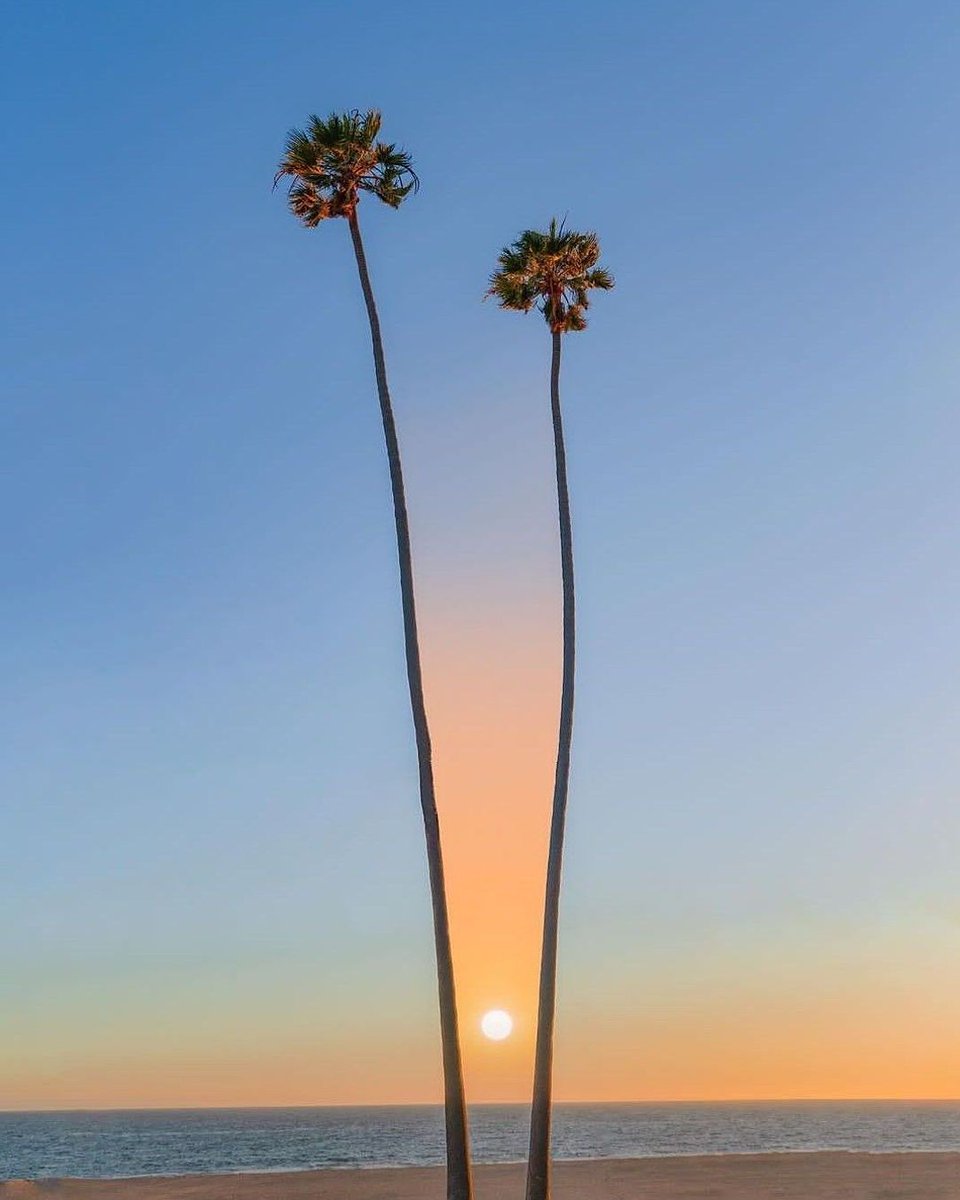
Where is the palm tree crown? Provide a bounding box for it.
[487,219,614,333]
[275,108,419,225]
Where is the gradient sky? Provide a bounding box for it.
[3,0,960,1110]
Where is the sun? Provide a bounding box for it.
[480,1009,514,1041]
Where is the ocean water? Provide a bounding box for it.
[2,1102,958,1180]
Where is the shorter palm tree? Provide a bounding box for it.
[488,219,613,1200]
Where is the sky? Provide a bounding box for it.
[3,0,960,1110]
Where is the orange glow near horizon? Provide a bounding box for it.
[419,585,560,1102]
[6,572,960,1111]
[5,464,960,1111]
[6,573,960,1111]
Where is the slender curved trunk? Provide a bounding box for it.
[347,210,473,1200]
[526,330,573,1200]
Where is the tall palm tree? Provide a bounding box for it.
[276,110,473,1200]
[488,220,613,1200]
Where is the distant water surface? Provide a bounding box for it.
[2,1102,959,1180]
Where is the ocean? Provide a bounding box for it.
[2,1102,959,1180]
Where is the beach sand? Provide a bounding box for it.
[3,1153,959,1199]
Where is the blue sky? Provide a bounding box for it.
[3,0,960,1106]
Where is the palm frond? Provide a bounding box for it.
[585,267,615,290]
[287,181,332,227]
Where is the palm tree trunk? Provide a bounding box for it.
[526,330,574,1200]
[347,209,473,1200]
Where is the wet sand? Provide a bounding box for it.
[3,1152,959,1198]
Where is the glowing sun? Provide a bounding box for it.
[480,1009,514,1041]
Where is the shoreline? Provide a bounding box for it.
[4,1151,960,1198]
[13,1144,960,1179]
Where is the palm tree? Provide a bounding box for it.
[487,220,613,1200]
[276,110,473,1200]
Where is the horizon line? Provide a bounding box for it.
[4,1097,959,1116]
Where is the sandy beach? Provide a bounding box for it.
[3,1153,958,1199]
